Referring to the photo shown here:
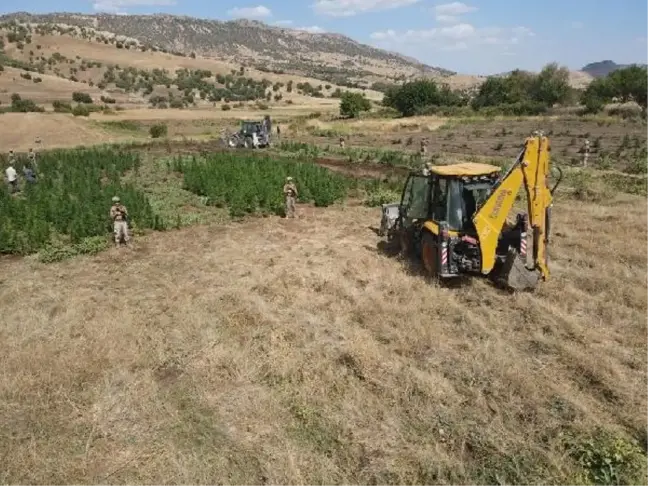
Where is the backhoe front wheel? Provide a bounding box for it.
[421,232,438,278]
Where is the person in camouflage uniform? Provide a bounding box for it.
[283,176,298,218]
[110,196,130,247]
[420,138,428,156]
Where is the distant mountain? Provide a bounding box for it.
[581,60,647,78]
[0,11,454,86]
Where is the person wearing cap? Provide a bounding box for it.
[110,196,130,247]
[283,176,298,218]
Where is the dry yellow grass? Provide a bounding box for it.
[297,116,448,135]
[0,106,338,151]
[0,66,134,105]
[0,192,645,483]
[0,112,125,151]
[92,103,338,122]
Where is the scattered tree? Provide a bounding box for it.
[339,91,371,118]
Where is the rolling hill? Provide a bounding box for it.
[0,12,453,87]
[582,60,647,78]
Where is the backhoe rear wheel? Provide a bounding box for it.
[421,231,438,278]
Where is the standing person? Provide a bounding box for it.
[420,138,428,156]
[276,123,281,138]
[27,147,37,171]
[582,139,590,167]
[339,136,345,148]
[5,163,18,193]
[110,196,130,248]
[23,164,37,184]
[422,162,432,176]
[283,176,298,218]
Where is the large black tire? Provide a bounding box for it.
[421,231,438,278]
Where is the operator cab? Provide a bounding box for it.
[241,121,263,135]
[399,162,501,235]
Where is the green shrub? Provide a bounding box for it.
[340,91,371,118]
[72,104,90,117]
[52,100,72,113]
[149,123,168,138]
[72,91,93,103]
[566,427,647,485]
[221,103,231,111]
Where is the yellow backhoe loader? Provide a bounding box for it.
[383,133,562,291]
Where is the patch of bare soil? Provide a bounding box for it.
[0,113,119,151]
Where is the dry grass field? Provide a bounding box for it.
[0,112,124,150]
[0,66,134,105]
[0,106,340,151]
[0,186,646,483]
[0,12,645,484]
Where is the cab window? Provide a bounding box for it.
[401,175,430,221]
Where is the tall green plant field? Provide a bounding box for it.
[172,153,349,217]
[0,148,164,255]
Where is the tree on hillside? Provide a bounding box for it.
[382,79,441,116]
[471,76,510,109]
[505,69,536,103]
[581,65,647,113]
[339,91,371,118]
[530,63,571,106]
[581,77,615,113]
[471,64,570,113]
[608,65,647,109]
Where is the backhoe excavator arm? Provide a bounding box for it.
[472,134,557,280]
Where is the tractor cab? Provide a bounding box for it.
[396,162,502,257]
[240,121,264,136]
[235,119,271,148]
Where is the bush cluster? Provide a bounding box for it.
[383,64,648,117]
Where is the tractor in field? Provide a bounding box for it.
[227,115,272,149]
[380,132,562,292]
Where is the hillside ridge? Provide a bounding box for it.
[581,60,648,78]
[0,11,454,86]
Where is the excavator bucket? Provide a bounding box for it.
[494,248,541,291]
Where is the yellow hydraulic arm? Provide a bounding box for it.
[472,133,559,278]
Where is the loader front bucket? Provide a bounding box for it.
[494,248,540,291]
